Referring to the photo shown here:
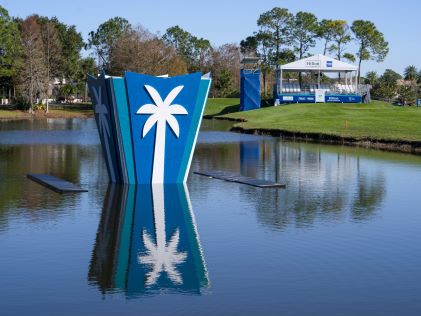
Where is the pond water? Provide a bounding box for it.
[1,118,421,315]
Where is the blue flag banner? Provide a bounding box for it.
[89,183,210,297]
[88,72,211,184]
[240,69,261,111]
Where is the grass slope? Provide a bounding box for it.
[205,99,421,142]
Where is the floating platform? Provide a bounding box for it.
[194,170,286,188]
[27,174,88,193]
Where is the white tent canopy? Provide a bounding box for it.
[278,54,359,95]
[280,54,358,72]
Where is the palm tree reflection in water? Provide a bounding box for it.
[88,183,209,297]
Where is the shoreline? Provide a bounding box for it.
[0,108,94,120]
[2,106,420,155]
[206,116,421,155]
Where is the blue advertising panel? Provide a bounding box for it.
[277,94,362,104]
[88,72,211,184]
[240,69,261,111]
[125,72,205,184]
[325,95,362,103]
[277,94,315,104]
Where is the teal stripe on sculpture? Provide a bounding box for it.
[177,78,211,183]
[112,78,136,184]
[114,185,136,288]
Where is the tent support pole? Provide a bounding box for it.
[317,70,320,89]
[355,71,358,94]
[280,68,283,95]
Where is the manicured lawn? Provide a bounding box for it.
[204,98,240,117]
[205,98,421,142]
[0,104,94,119]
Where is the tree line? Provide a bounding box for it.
[0,6,96,112]
[85,18,241,99]
[366,66,421,105]
[239,7,389,95]
[0,5,393,112]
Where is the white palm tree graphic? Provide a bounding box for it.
[136,85,188,183]
[137,185,187,286]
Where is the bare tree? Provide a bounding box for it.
[211,43,241,97]
[109,26,187,77]
[39,17,63,113]
[18,15,46,113]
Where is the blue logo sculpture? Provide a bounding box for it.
[88,72,211,184]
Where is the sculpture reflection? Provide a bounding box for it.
[89,184,209,297]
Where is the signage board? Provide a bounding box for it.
[305,60,321,68]
[315,89,325,103]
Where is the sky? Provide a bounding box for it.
[1,0,420,76]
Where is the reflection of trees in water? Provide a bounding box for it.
[0,143,104,230]
[0,117,94,132]
[191,138,386,230]
[193,143,241,172]
[351,173,385,221]
[241,141,386,230]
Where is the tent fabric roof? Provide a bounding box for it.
[280,54,358,72]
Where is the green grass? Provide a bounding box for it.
[0,110,22,118]
[205,98,421,142]
[0,104,94,119]
[204,98,240,117]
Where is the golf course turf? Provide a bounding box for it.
[205,98,421,153]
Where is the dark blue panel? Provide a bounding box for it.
[87,74,122,183]
[240,69,261,111]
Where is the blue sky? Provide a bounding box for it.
[1,0,419,76]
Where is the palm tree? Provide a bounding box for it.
[137,85,188,183]
[365,71,378,85]
[404,65,418,81]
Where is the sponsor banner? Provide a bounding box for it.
[277,94,362,104]
[305,60,321,68]
[325,95,362,103]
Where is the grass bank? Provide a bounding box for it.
[205,98,421,153]
[0,104,94,120]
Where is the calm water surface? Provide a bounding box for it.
[1,118,421,315]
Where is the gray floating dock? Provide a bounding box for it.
[194,170,286,188]
[27,174,88,193]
